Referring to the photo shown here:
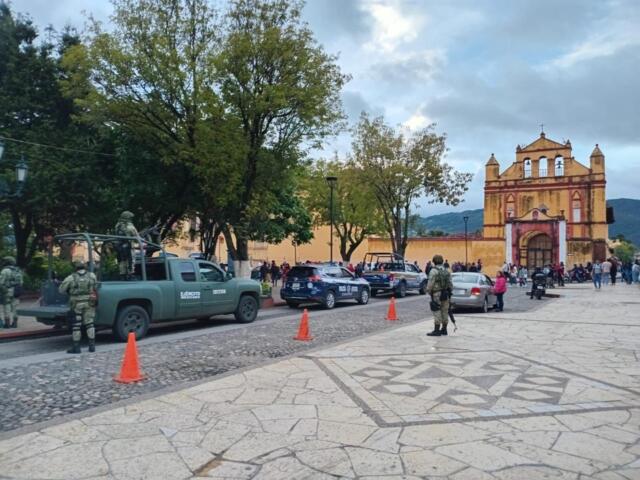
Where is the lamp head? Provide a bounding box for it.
[325,175,338,188]
[16,156,27,183]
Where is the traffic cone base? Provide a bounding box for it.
[114,332,145,383]
[294,308,313,341]
[386,296,398,321]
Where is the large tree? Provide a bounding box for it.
[214,0,347,276]
[302,159,385,262]
[352,114,472,258]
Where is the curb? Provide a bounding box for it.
[0,328,63,342]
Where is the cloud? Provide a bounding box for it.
[363,0,423,53]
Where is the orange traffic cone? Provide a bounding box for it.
[294,309,313,341]
[114,332,145,383]
[386,296,398,321]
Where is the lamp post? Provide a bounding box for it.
[463,215,469,266]
[325,176,338,264]
[0,139,29,197]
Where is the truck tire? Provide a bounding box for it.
[235,295,258,323]
[418,281,428,295]
[114,305,150,342]
[323,290,336,309]
[396,281,407,298]
[357,287,370,305]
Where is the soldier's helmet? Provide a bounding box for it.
[119,211,134,221]
[3,256,16,266]
[432,254,444,265]
[73,260,86,270]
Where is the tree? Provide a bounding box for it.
[614,239,636,264]
[302,159,385,262]
[352,113,472,258]
[214,0,347,276]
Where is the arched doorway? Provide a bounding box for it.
[526,233,553,269]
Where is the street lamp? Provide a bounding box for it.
[0,139,28,197]
[463,215,469,266]
[325,175,338,264]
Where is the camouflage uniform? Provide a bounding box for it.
[426,255,453,336]
[59,260,98,354]
[0,257,23,328]
[114,211,139,278]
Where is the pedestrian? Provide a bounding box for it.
[610,259,618,286]
[114,211,139,280]
[517,265,528,287]
[601,258,612,285]
[632,260,640,284]
[510,264,518,285]
[59,260,98,354]
[259,261,269,282]
[592,259,602,289]
[443,259,450,270]
[494,271,507,312]
[426,254,453,337]
[0,256,23,329]
[270,260,279,286]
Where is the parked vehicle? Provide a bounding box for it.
[531,272,546,299]
[450,272,497,313]
[18,233,261,341]
[361,252,428,298]
[280,264,370,309]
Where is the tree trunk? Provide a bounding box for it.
[11,208,33,268]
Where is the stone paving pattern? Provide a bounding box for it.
[1,284,639,479]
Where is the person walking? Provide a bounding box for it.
[0,256,23,328]
[610,259,618,286]
[632,260,640,284]
[426,255,453,337]
[494,271,507,312]
[59,260,98,354]
[517,265,528,287]
[270,260,279,287]
[592,259,602,289]
[601,258,612,286]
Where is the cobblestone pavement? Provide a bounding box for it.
[0,283,638,479]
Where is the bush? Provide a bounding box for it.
[260,281,272,297]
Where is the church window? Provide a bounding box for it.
[505,194,515,219]
[538,157,548,177]
[523,158,532,178]
[572,192,582,223]
[555,156,564,176]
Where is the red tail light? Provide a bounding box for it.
[470,287,481,296]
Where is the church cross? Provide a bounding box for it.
[540,123,544,134]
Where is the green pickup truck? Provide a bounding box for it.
[18,233,261,341]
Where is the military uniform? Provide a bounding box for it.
[0,257,23,328]
[426,256,453,336]
[59,261,98,354]
[114,211,139,278]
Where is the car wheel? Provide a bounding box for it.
[286,301,299,309]
[323,290,336,309]
[418,281,428,295]
[371,289,378,297]
[114,305,150,342]
[396,282,407,298]
[357,288,370,305]
[480,297,489,313]
[235,295,258,323]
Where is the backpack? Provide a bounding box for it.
[7,267,23,288]
[69,272,95,296]
[433,267,451,301]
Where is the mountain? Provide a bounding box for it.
[416,198,640,246]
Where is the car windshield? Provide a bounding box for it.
[452,273,480,284]
[287,266,318,278]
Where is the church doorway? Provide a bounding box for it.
[526,233,553,269]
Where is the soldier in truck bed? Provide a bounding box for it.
[114,211,139,280]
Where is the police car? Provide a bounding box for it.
[280,264,370,309]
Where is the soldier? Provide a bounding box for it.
[0,256,23,328]
[426,254,453,337]
[114,211,139,280]
[59,260,98,354]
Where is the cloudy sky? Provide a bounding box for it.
[13,0,640,214]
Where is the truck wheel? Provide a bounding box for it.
[235,295,258,323]
[396,282,407,298]
[418,281,428,295]
[357,287,370,305]
[323,290,336,309]
[115,305,150,342]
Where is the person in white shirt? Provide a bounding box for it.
[601,259,612,286]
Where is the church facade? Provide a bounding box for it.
[483,132,608,269]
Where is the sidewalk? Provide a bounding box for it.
[1,283,639,479]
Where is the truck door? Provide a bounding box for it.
[176,261,202,318]
[198,262,234,315]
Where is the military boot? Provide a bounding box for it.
[67,343,81,354]
[426,324,441,336]
[440,324,448,336]
[10,317,17,328]
[88,340,96,353]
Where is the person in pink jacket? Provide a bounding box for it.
[494,271,507,312]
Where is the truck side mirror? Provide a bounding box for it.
[225,272,233,281]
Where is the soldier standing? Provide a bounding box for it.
[59,260,98,354]
[0,257,23,328]
[114,211,139,280]
[426,254,453,337]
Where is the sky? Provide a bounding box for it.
[12,0,640,215]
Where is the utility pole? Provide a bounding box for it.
[325,176,337,264]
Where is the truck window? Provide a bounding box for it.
[199,262,224,282]
[133,261,167,281]
[180,262,197,282]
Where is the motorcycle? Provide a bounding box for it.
[530,273,546,300]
